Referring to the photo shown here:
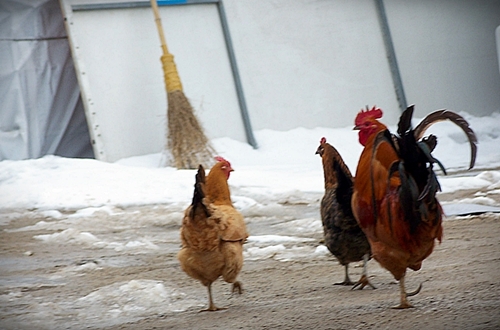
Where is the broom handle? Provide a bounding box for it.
[150,0,169,55]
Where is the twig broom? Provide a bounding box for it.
[150,0,216,169]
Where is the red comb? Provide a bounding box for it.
[214,156,230,165]
[355,106,383,126]
[320,137,327,144]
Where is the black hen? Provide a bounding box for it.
[316,137,375,289]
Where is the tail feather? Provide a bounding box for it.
[394,107,439,232]
[413,109,478,169]
[392,106,478,233]
[189,165,210,219]
[397,104,415,136]
[421,134,437,152]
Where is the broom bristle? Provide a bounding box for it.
[167,90,216,169]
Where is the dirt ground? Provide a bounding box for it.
[1,189,499,330]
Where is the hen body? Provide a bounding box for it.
[178,158,248,311]
[316,138,374,289]
[351,105,477,308]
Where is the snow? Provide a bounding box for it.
[1,112,500,326]
[1,112,499,228]
[1,112,498,243]
[2,114,499,213]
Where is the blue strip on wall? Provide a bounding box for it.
[158,0,188,5]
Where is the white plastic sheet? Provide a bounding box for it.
[0,0,93,160]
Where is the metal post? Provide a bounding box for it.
[217,0,258,148]
[374,0,407,112]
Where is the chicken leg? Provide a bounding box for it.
[392,274,422,309]
[232,281,243,294]
[335,264,354,286]
[352,254,376,290]
[201,283,226,312]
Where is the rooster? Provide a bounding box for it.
[178,157,248,311]
[316,137,375,290]
[351,105,477,308]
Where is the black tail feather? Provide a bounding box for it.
[421,135,437,153]
[397,104,415,136]
[189,165,210,218]
[372,105,476,234]
[413,109,477,169]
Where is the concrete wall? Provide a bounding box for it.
[223,0,401,131]
[384,0,500,117]
[61,0,500,161]
[61,1,246,162]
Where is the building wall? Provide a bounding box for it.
[384,0,500,117]
[223,0,401,131]
[63,3,245,162]
[59,0,500,161]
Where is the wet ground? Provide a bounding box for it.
[1,189,499,329]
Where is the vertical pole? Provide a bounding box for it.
[374,0,407,112]
[218,0,258,148]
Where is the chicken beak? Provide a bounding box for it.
[353,125,361,131]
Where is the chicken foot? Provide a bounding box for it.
[351,254,376,290]
[392,275,423,309]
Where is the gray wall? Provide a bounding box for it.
[385,0,500,118]
[8,0,499,161]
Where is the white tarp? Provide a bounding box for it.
[0,0,94,160]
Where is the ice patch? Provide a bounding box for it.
[244,244,328,262]
[68,206,122,218]
[442,203,500,216]
[247,235,315,244]
[40,210,63,219]
[271,218,322,235]
[93,239,159,252]
[245,244,287,260]
[314,245,330,256]
[439,175,492,193]
[6,220,53,232]
[34,228,99,244]
[33,228,159,251]
[75,279,200,321]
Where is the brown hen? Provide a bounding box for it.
[178,157,248,311]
